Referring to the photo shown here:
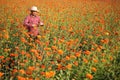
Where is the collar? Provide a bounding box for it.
[30,14,37,17]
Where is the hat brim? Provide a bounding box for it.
[31,10,39,12]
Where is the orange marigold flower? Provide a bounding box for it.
[20,37,26,43]
[0,56,4,59]
[86,73,93,80]
[26,70,32,75]
[17,76,26,80]
[12,69,18,75]
[57,64,62,70]
[75,51,81,57]
[101,38,109,44]
[40,71,45,75]
[73,61,78,66]
[0,72,4,77]
[101,59,106,62]
[19,69,25,74]
[51,46,57,50]
[28,66,35,71]
[58,49,63,55]
[65,56,70,60]
[59,39,64,43]
[30,48,37,53]
[93,59,98,63]
[4,33,9,39]
[83,58,88,63]
[91,67,97,72]
[10,53,18,57]
[70,55,76,59]
[44,47,51,51]
[84,50,91,55]
[45,71,55,78]
[21,50,26,55]
[40,64,46,69]
[66,64,72,70]
[37,55,42,60]
[110,56,113,61]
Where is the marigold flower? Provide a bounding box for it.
[84,50,91,55]
[17,76,26,80]
[21,50,26,55]
[41,64,46,69]
[45,71,55,78]
[37,35,41,39]
[86,73,93,80]
[104,32,110,35]
[4,33,9,39]
[101,38,109,44]
[58,49,63,55]
[0,72,4,77]
[83,58,88,63]
[20,37,26,43]
[70,55,76,59]
[0,56,4,59]
[26,70,32,75]
[28,66,35,71]
[65,56,70,60]
[12,69,18,75]
[57,64,62,70]
[91,67,97,72]
[75,51,81,57]
[66,64,72,70]
[51,46,57,50]
[37,55,42,60]
[73,61,78,66]
[93,59,98,63]
[110,56,113,61]
[44,47,51,51]
[30,49,37,53]
[19,69,25,74]
[101,59,106,62]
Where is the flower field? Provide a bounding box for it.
[0,0,120,80]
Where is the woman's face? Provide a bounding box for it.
[31,11,38,16]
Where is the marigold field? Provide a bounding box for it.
[0,0,120,80]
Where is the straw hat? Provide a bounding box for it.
[30,6,39,12]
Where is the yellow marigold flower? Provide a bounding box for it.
[70,55,76,59]
[45,71,55,78]
[37,35,41,39]
[44,47,51,51]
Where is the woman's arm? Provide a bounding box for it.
[23,16,32,27]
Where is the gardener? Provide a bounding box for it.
[23,6,44,37]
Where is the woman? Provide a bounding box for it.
[23,6,44,37]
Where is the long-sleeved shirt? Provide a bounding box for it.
[23,14,43,36]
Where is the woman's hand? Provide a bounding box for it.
[40,22,44,26]
[32,24,37,27]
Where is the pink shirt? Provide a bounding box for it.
[24,14,43,36]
